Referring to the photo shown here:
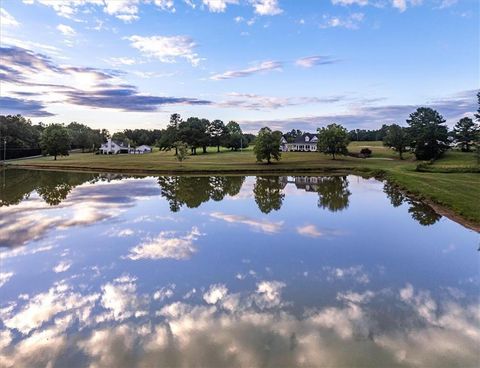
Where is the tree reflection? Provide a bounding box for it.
[408,201,441,226]
[383,182,441,226]
[383,181,405,207]
[253,176,285,214]
[1,169,99,206]
[316,176,351,212]
[157,176,245,212]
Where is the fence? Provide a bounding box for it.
[0,148,42,160]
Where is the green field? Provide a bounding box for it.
[7,142,480,228]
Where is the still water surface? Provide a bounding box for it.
[0,169,478,367]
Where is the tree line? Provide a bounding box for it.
[253,96,480,163]
[0,113,256,160]
[157,114,255,155]
[1,92,478,161]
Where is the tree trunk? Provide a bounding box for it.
[175,147,178,155]
[399,150,404,160]
[332,153,336,160]
[54,155,57,160]
[217,145,220,153]
[203,146,207,154]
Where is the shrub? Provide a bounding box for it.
[360,148,372,157]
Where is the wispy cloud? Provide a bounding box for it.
[219,92,343,110]
[126,35,201,66]
[331,0,368,5]
[297,224,345,238]
[24,0,173,22]
[238,89,478,131]
[0,272,14,288]
[53,260,72,273]
[295,55,340,68]
[0,45,211,114]
[211,60,282,80]
[56,24,76,37]
[0,8,20,27]
[320,13,365,29]
[210,212,283,234]
[104,57,137,66]
[0,96,54,117]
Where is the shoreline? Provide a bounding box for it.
[5,163,479,232]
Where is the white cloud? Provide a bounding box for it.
[24,0,177,22]
[296,224,345,238]
[250,0,282,16]
[153,285,175,301]
[392,0,407,11]
[3,281,99,335]
[321,13,364,29]
[219,92,342,110]
[57,24,76,36]
[184,0,196,8]
[324,265,370,284]
[210,212,283,233]
[438,0,457,9]
[0,272,14,288]
[103,0,140,21]
[53,260,72,273]
[126,227,202,260]
[202,0,238,13]
[99,275,145,321]
[211,60,282,80]
[203,283,229,304]
[153,0,176,12]
[126,35,201,66]
[332,0,368,5]
[297,224,323,237]
[1,8,20,27]
[104,57,136,66]
[251,280,286,308]
[392,0,423,12]
[295,55,340,68]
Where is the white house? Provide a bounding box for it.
[99,139,130,154]
[280,133,318,152]
[133,145,152,154]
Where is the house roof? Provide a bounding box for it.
[293,133,317,144]
[112,140,127,147]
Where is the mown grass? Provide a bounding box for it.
[8,142,480,226]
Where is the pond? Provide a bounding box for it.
[0,169,478,367]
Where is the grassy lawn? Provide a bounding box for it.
[8,142,480,227]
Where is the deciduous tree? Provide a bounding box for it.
[40,124,71,160]
[383,124,409,159]
[254,127,282,164]
[317,123,349,159]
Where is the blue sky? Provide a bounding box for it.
[0,0,478,132]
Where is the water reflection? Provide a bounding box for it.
[1,278,478,368]
[253,176,285,214]
[157,176,245,212]
[1,169,441,228]
[383,181,441,226]
[0,168,478,367]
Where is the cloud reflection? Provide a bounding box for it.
[125,227,202,260]
[210,212,284,234]
[1,280,478,368]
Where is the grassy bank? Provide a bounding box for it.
[8,141,480,228]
